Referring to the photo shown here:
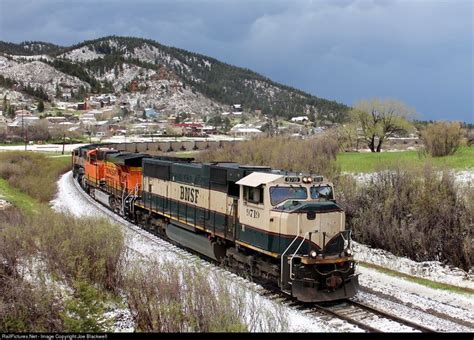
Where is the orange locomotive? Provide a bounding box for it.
[81,148,148,214]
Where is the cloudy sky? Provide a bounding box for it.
[0,0,472,122]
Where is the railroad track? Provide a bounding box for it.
[313,300,436,333]
[259,290,436,333]
[70,172,437,333]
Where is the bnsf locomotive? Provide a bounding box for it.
[72,145,359,302]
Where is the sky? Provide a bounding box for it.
[0,0,472,122]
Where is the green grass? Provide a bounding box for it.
[0,178,41,214]
[48,154,72,166]
[360,262,474,295]
[337,146,474,173]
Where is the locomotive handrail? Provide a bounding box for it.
[280,233,300,288]
[289,231,310,280]
[280,213,302,288]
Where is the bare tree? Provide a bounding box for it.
[353,98,414,152]
[335,123,360,151]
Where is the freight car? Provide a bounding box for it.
[72,145,359,302]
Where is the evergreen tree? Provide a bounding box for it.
[6,105,15,118]
[55,84,62,98]
[37,100,45,112]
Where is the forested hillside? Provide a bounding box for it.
[0,36,349,121]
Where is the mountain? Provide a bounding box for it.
[0,41,63,56]
[0,36,349,121]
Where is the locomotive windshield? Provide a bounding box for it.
[270,186,307,205]
[310,185,334,200]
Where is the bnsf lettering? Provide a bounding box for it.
[246,208,260,219]
[180,186,200,204]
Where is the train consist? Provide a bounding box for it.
[72,144,359,302]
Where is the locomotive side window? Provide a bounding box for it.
[244,186,264,204]
[310,186,334,200]
[270,186,307,206]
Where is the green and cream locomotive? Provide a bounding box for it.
[133,158,359,302]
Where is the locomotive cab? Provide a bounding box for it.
[236,172,359,302]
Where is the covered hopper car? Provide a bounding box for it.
[72,145,359,302]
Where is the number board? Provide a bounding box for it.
[284,176,301,183]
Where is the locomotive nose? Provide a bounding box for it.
[326,274,343,290]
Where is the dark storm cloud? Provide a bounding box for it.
[0,0,472,122]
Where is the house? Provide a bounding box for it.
[77,102,87,110]
[231,104,243,112]
[173,123,204,136]
[45,116,68,124]
[230,124,263,137]
[79,113,96,125]
[7,115,40,134]
[291,116,309,123]
[202,125,217,135]
[14,109,32,117]
[144,108,158,118]
[230,127,263,137]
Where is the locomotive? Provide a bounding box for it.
[72,144,359,302]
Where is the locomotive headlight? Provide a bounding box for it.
[345,248,353,257]
[310,250,318,259]
[302,177,307,183]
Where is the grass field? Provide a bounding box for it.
[0,178,41,214]
[337,146,474,173]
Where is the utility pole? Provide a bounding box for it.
[62,133,66,155]
[22,113,27,151]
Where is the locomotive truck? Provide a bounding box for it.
[72,145,359,302]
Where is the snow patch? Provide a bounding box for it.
[354,242,474,290]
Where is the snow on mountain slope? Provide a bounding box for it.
[0,60,89,97]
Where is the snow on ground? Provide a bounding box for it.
[51,171,474,332]
[356,267,474,332]
[0,143,87,153]
[0,198,12,209]
[354,242,473,290]
[348,170,474,186]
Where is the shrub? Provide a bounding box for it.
[0,211,125,332]
[421,121,463,157]
[61,280,113,332]
[0,152,71,202]
[338,164,473,270]
[0,276,63,332]
[33,211,125,291]
[124,261,288,332]
[197,135,340,180]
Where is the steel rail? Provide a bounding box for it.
[347,300,436,333]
